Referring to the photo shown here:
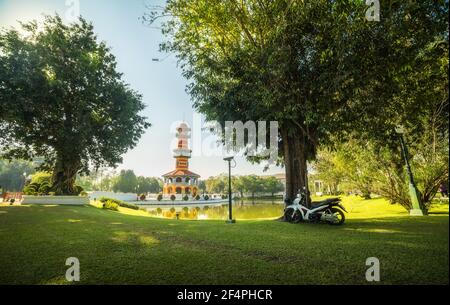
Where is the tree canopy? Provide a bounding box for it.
[0,15,150,194]
[147,0,448,204]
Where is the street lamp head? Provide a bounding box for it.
[223,156,234,162]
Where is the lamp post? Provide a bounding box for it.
[395,126,424,216]
[224,156,236,224]
[22,172,27,190]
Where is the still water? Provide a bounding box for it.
[141,200,285,220]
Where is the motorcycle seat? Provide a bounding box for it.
[311,198,340,209]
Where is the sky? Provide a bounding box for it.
[0,0,284,178]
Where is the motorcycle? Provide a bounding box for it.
[284,188,347,225]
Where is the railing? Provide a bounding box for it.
[2,192,23,203]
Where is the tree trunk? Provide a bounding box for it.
[282,127,310,207]
[51,153,80,195]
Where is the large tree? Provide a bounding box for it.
[0,15,150,195]
[146,0,448,205]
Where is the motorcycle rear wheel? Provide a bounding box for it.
[328,208,345,225]
[284,208,303,223]
[284,208,295,222]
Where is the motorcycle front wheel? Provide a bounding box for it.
[328,208,345,225]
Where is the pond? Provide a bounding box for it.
[140,199,285,220]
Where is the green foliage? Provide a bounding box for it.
[23,183,39,195]
[197,180,206,194]
[136,176,162,194]
[157,194,163,201]
[170,195,176,201]
[112,170,138,193]
[98,197,139,210]
[183,195,189,201]
[314,132,449,211]
[30,172,52,186]
[102,200,119,211]
[313,142,377,198]
[76,169,162,193]
[23,172,52,195]
[0,15,150,195]
[205,174,284,198]
[205,175,227,194]
[262,177,285,197]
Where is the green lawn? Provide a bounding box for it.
[0,197,448,285]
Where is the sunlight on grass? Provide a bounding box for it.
[340,196,408,219]
[111,231,159,246]
[67,219,82,223]
[343,228,405,234]
[0,202,447,284]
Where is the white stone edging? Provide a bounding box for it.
[21,195,89,205]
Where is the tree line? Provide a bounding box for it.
[204,175,284,199]
[76,169,163,194]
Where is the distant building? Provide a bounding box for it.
[162,122,200,197]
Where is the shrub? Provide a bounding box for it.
[157,194,163,201]
[79,191,88,197]
[9,198,15,205]
[195,195,201,200]
[30,172,52,186]
[102,200,119,211]
[183,195,189,201]
[23,172,52,195]
[156,208,162,214]
[23,183,39,195]
[204,195,209,201]
[222,194,228,199]
[140,194,146,201]
[98,197,139,210]
[170,195,176,201]
[119,201,140,210]
[170,207,176,213]
[39,183,51,194]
